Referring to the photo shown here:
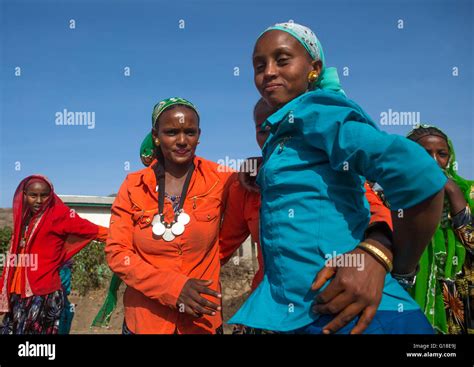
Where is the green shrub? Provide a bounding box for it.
[71,240,112,296]
[0,226,12,271]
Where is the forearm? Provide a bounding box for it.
[391,189,445,274]
[445,180,468,215]
[105,242,189,308]
[364,223,393,261]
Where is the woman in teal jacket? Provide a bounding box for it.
[229,22,446,334]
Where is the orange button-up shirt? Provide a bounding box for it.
[105,156,235,334]
[219,181,392,291]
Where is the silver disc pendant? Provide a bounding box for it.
[162,228,176,242]
[152,222,166,236]
[171,222,185,236]
[152,215,162,225]
[177,212,190,225]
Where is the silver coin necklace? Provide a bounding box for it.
[151,161,193,242]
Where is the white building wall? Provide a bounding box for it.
[69,206,111,228]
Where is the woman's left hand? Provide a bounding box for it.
[311,245,387,334]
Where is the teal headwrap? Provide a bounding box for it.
[260,22,345,95]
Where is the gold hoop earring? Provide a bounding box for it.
[308,70,319,83]
[154,138,160,146]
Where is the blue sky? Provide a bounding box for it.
[1,0,472,207]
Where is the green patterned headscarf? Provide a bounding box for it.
[259,22,345,95]
[152,97,199,128]
[140,132,154,167]
[407,123,474,334]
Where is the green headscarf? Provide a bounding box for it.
[407,123,474,334]
[91,273,122,328]
[260,22,345,95]
[152,97,199,128]
[140,132,155,167]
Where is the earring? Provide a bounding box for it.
[308,70,319,83]
[154,138,160,146]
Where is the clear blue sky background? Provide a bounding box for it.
[1,0,472,207]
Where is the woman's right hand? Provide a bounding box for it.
[444,178,467,215]
[238,157,262,193]
[176,279,222,318]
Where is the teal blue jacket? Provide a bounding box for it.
[229,90,447,331]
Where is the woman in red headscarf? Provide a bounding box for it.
[0,175,108,334]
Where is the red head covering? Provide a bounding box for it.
[12,175,59,254]
[0,175,102,311]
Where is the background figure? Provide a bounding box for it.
[58,261,74,334]
[0,175,107,334]
[407,124,474,334]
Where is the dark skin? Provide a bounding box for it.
[254,100,273,149]
[253,30,322,110]
[417,135,467,215]
[251,30,445,334]
[24,182,51,215]
[152,106,222,318]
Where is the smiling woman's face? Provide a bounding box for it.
[152,106,200,167]
[252,30,321,109]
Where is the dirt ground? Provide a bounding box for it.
[69,258,256,334]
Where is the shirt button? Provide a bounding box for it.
[145,218,151,223]
[177,249,183,255]
[207,214,211,220]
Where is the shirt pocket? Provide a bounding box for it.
[191,208,220,246]
[129,200,158,230]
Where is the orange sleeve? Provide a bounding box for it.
[364,183,393,230]
[95,225,109,242]
[219,181,251,265]
[104,175,189,309]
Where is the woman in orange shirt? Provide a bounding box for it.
[105,97,235,334]
[219,99,393,333]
